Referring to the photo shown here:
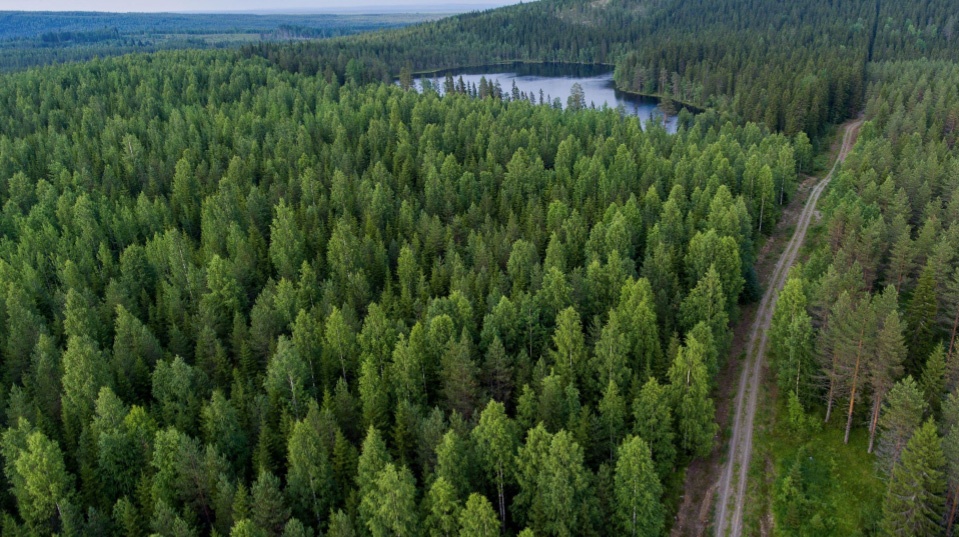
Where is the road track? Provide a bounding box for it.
[713,118,863,537]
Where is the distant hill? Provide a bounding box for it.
[0,10,439,71]
[248,0,959,136]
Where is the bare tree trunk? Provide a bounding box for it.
[497,466,507,532]
[843,357,860,444]
[760,197,765,232]
[825,380,835,423]
[825,352,839,423]
[948,306,959,362]
[795,358,801,398]
[844,329,865,444]
[868,394,883,453]
[946,483,958,537]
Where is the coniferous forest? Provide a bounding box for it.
[0,1,956,536]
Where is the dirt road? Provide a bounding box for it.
[713,118,863,537]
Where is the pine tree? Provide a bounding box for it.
[887,231,915,293]
[818,291,853,424]
[482,336,514,404]
[880,420,946,536]
[839,295,877,444]
[359,354,390,432]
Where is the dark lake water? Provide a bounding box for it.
[410,62,678,133]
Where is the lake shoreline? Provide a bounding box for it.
[405,60,705,119]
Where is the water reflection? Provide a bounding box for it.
[410,62,679,133]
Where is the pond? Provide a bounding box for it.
[409,62,680,133]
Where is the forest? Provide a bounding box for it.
[0,48,806,535]
[0,12,437,73]
[0,0,955,535]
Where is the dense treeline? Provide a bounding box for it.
[612,0,873,137]
[0,12,435,73]
[3,0,959,535]
[767,59,959,535]
[0,50,802,536]
[247,0,959,140]
[0,12,433,41]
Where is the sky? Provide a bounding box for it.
[0,0,525,13]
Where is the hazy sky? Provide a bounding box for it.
[0,0,525,13]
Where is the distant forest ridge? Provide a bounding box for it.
[0,11,439,40]
[0,10,440,72]
[246,0,959,137]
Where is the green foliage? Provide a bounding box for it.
[773,445,838,536]
[880,420,946,536]
[458,493,499,537]
[425,476,461,537]
[513,426,595,536]
[876,377,928,477]
[920,344,947,416]
[10,0,957,530]
[0,12,433,72]
[667,335,718,457]
[360,463,419,537]
[1,421,73,532]
[770,277,815,401]
[614,436,664,537]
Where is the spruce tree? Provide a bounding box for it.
[877,377,928,476]
[907,265,939,372]
[920,344,947,416]
[633,377,676,479]
[880,420,946,536]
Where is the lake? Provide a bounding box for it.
[410,62,679,133]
